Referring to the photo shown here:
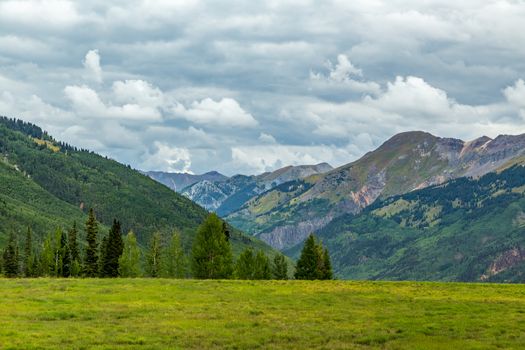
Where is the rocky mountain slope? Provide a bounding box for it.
[226,131,525,250]
[180,163,333,214]
[144,170,228,192]
[0,117,274,255]
[307,164,525,282]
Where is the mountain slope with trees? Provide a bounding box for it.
[0,116,273,255]
[310,165,525,282]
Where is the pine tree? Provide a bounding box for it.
[272,254,288,280]
[39,232,54,276]
[102,219,124,277]
[321,248,333,280]
[294,234,332,280]
[98,235,108,277]
[84,208,99,277]
[294,234,319,280]
[191,213,233,279]
[119,231,142,277]
[146,232,162,277]
[52,228,63,277]
[235,248,255,279]
[161,231,187,278]
[23,227,34,277]
[31,253,40,277]
[222,222,230,242]
[59,229,71,277]
[2,232,19,278]
[253,250,271,280]
[68,222,81,277]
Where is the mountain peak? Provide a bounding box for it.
[383,131,437,146]
[203,170,225,176]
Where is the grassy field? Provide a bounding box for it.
[0,279,524,349]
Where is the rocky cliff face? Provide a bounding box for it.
[481,248,525,281]
[227,131,525,250]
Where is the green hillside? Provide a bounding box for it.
[0,117,272,255]
[312,165,525,282]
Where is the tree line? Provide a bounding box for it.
[1,209,332,280]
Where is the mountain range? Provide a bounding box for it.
[143,170,228,193]
[146,163,333,215]
[226,131,525,250]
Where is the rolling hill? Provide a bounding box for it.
[0,116,273,255]
[306,164,525,282]
[227,131,525,250]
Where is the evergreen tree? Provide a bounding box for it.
[31,253,40,277]
[294,234,319,280]
[253,250,271,280]
[39,232,54,276]
[2,232,19,278]
[321,248,333,280]
[119,231,142,277]
[222,222,230,242]
[191,213,233,279]
[101,219,124,277]
[161,231,187,278]
[98,235,108,277]
[68,222,81,277]
[235,248,255,279]
[58,229,71,277]
[272,254,288,280]
[23,227,34,277]
[294,234,332,280]
[52,228,63,276]
[146,232,162,277]
[84,208,99,277]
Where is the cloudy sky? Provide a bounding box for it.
[1,0,525,175]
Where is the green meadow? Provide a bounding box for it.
[0,279,524,349]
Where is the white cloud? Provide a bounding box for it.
[503,79,525,109]
[0,91,74,128]
[112,79,164,107]
[64,84,162,121]
[259,132,277,144]
[231,143,360,175]
[172,98,258,127]
[83,49,102,83]
[142,142,192,173]
[328,54,363,81]
[366,76,461,118]
[298,75,524,142]
[0,0,81,29]
[310,54,381,95]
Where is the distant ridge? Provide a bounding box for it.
[179,163,334,214]
[145,170,228,192]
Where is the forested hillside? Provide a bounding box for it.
[0,117,271,254]
[311,165,525,282]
